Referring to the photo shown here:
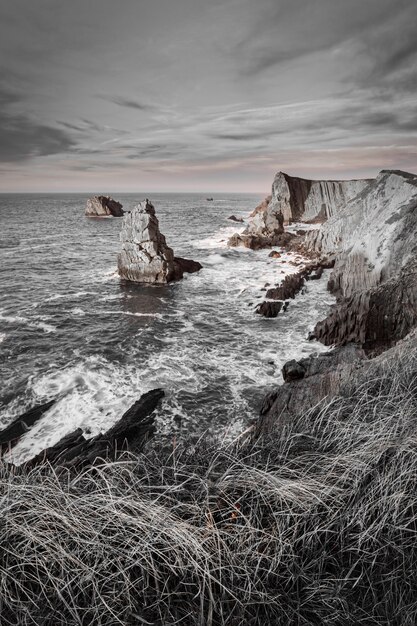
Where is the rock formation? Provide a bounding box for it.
[85,195,124,217]
[228,172,370,249]
[117,200,202,283]
[307,170,417,351]
[255,169,417,436]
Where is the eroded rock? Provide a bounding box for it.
[118,200,202,283]
[86,196,124,217]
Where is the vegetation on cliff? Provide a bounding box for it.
[1,336,417,625]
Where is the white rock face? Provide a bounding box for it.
[117,201,176,283]
[269,172,370,223]
[307,170,417,297]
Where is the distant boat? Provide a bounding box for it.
[206,197,213,201]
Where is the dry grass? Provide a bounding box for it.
[1,347,417,624]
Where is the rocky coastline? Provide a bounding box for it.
[247,168,417,437]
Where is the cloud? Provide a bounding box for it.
[0,84,76,162]
[235,0,415,77]
[103,96,152,111]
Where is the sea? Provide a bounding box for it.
[0,193,334,464]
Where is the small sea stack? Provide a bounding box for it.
[85,195,124,217]
[117,199,202,283]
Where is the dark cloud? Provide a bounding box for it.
[0,117,76,162]
[0,84,76,162]
[58,121,87,132]
[105,97,152,111]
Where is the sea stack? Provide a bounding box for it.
[85,195,124,217]
[117,199,202,283]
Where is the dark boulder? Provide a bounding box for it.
[228,215,244,223]
[256,301,283,318]
[282,360,306,382]
[173,257,203,277]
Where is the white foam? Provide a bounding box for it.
[193,225,245,249]
[0,310,56,333]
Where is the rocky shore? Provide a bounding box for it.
[249,168,417,436]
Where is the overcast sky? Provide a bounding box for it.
[0,0,416,192]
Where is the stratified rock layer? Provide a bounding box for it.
[86,195,124,217]
[270,172,370,223]
[117,200,202,283]
[308,170,417,351]
[228,172,370,249]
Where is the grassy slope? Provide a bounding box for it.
[1,339,417,625]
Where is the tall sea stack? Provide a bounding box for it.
[117,200,202,283]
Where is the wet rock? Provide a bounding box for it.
[0,399,55,451]
[306,266,323,280]
[173,257,202,276]
[118,200,202,283]
[268,251,281,258]
[282,360,306,382]
[266,271,306,300]
[31,389,164,468]
[228,231,295,250]
[255,300,283,318]
[86,195,124,217]
[228,215,244,223]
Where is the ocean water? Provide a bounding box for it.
[0,193,334,463]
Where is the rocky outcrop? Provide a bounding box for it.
[308,170,417,351]
[31,389,164,468]
[256,344,365,435]
[228,172,369,249]
[256,261,333,318]
[270,172,370,223]
[117,200,202,283]
[228,215,244,223]
[86,195,124,217]
[0,399,55,452]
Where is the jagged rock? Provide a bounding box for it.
[117,200,202,283]
[31,389,164,468]
[308,170,417,351]
[250,195,272,218]
[256,300,283,318]
[86,195,124,217]
[266,271,306,300]
[0,399,55,451]
[228,215,244,223]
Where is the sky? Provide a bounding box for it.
[0,0,416,192]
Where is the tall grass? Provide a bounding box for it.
[1,344,417,624]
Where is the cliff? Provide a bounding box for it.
[270,172,370,223]
[228,171,370,249]
[117,200,202,283]
[85,195,124,217]
[257,168,417,436]
[308,170,417,350]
